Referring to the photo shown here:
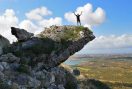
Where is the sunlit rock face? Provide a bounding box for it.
[0,26,95,89]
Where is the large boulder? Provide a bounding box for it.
[9,26,95,69]
[0,35,10,55]
[11,27,34,42]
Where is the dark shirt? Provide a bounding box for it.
[76,15,80,21]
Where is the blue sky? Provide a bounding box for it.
[0,0,131,35]
[0,0,132,54]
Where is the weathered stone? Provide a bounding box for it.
[28,77,41,88]
[0,47,2,55]
[35,70,55,87]
[73,68,80,76]
[11,27,34,41]
[11,83,19,89]
[58,84,65,89]
[0,35,10,55]
[0,26,95,89]
[0,65,4,71]
[7,80,12,86]
[14,74,30,85]
[47,84,58,89]
[0,72,4,80]
[49,66,79,89]
[0,53,20,63]
[9,63,20,70]
[0,62,10,70]
[39,26,95,69]
[9,26,95,70]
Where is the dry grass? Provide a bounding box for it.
[72,59,132,89]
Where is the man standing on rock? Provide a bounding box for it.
[73,11,82,26]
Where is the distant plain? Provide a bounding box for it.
[65,54,132,89]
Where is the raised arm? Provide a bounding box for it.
[73,12,76,16]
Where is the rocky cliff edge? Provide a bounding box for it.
[0,26,95,89]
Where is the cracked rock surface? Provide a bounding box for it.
[0,26,95,89]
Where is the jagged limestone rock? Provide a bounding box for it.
[11,27,34,42]
[0,26,95,89]
[0,35,10,55]
[9,26,95,69]
[50,66,79,89]
[0,53,20,63]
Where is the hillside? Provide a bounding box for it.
[70,57,132,89]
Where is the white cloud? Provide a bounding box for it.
[39,17,62,27]
[0,7,132,54]
[64,3,106,27]
[0,7,62,43]
[26,7,52,21]
[23,7,62,33]
[84,34,132,50]
[19,20,41,34]
[0,9,18,43]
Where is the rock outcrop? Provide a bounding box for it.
[0,26,95,89]
[11,27,34,42]
[0,35,10,55]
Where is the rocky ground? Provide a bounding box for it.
[0,26,96,89]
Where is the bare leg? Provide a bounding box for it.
[79,22,81,26]
[77,21,80,26]
[77,21,81,26]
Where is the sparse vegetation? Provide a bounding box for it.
[58,26,85,41]
[71,59,132,89]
